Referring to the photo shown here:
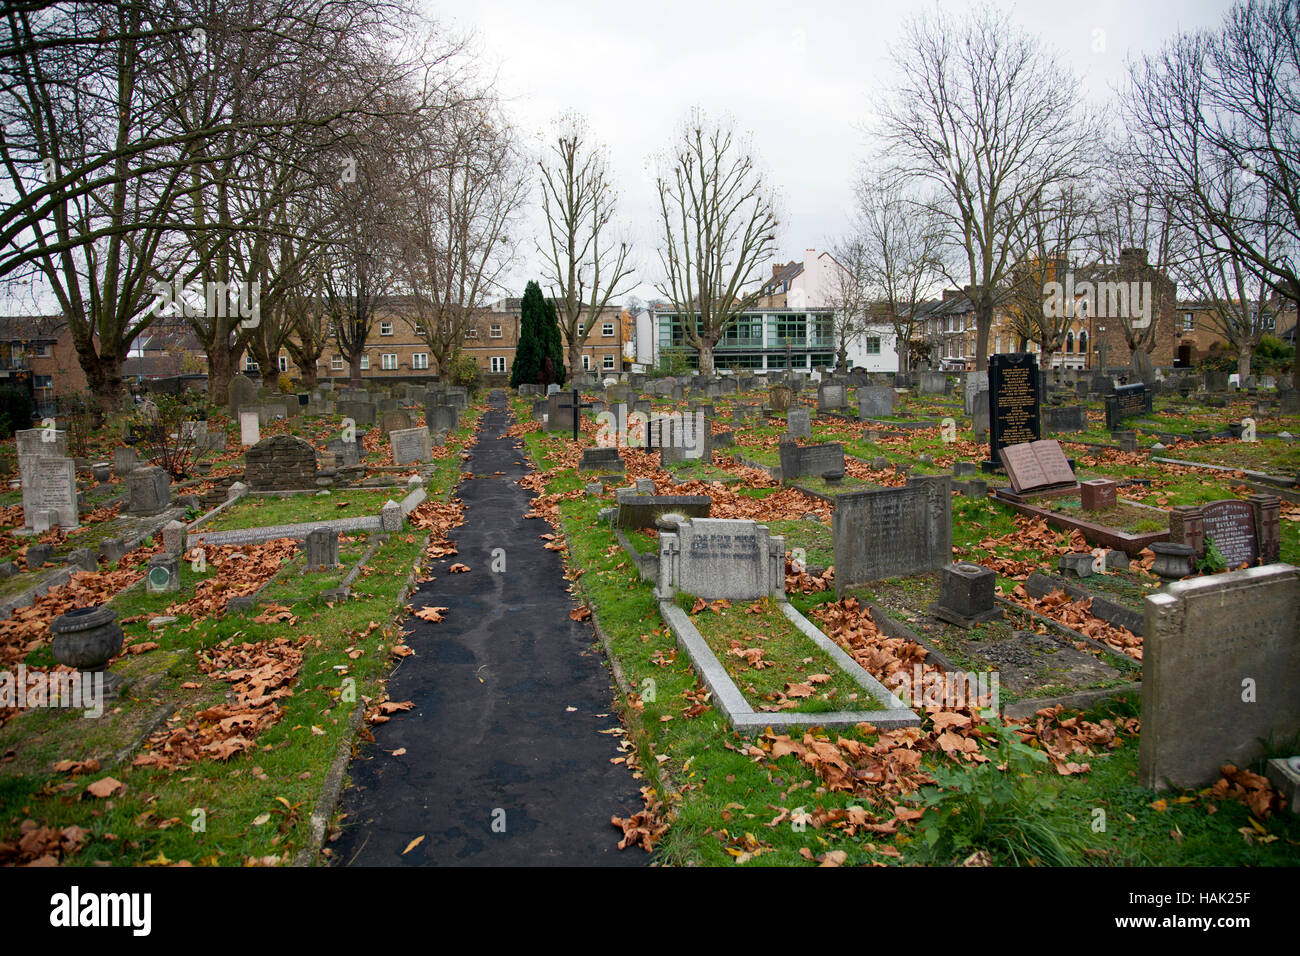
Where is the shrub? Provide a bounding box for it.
[277,371,293,393]
[448,353,481,394]
[0,385,35,439]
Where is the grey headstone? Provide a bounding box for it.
[833,477,952,593]
[786,407,811,439]
[126,465,170,516]
[655,517,785,602]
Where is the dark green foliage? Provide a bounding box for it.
[509,281,566,388]
[0,384,35,439]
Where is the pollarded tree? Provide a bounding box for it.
[654,110,780,374]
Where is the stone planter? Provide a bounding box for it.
[1150,542,1195,581]
[49,605,123,672]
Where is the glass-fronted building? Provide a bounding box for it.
[653,309,837,370]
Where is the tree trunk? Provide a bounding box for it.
[1039,347,1055,370]
[298,364,318,390]
[568,339,582,381]
[974,303,992,371]
[80,349,129,415]
[1237,344,1253,382]
[261,367,280,391]
[349,354,363,387]
[1132,346,1155,385]
[697,339,715,375]
[207,347,236,405]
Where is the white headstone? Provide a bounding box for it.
[240,411,260,446]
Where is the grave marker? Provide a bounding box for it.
[1104,383,1153,430]
[997,440,1077,495]
[833,477,952,593]
[389,427,433,466]
[655,517,785,602]
[985,353,1040,469]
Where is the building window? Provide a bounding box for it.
[577,323,585,338]
[1079,331,1087,356]
[602,354,614,370]
[1066,331,1074,353]
[33,374,52,389]
[413,323,425,335]
[381,353,398,370]
[490,323,502,338]
[244,357,259,372]
[279,355,288,371]
[31,344,51,358]
[490,356,506,373]
[865,337,881,355]
[1183,312,1194,331]
[582,354,591,371]
[379,321,393,336]
[359,355,370,370]
[602,322,614,337]
[412,353,428,370]
[465,327,478,339]
[331,355,344,371]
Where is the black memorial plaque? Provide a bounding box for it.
[985,353,1041,470]
[1104,383,1152,430]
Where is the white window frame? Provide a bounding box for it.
[490,356,506,373]
[602,354,615,370]
[381,353,398,370]
[582,354,590,371]
[380,321,393,336]
[602,322,614,337]
[412,353,428,370]
[331,355,344,371]
[577,323,584,337]
[465,327,478,339]
[359,355,370,370]
[278,355,288,372]
[490,323,502,338]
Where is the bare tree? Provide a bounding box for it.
[403,97,526,375]
[1005,183,1097,370]
[852,167,944,373]
[1122,0,1300,387]
[821,238,870,371]
[654,111,779,374]
[538,113,635,377]
[877,4,1097,372]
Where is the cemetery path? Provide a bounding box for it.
[333,390,649,866]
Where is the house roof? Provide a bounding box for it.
[0,314,66,342]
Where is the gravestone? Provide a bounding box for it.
[443,386,469,410]
[146,553,180,593]
[1168,496,1280,568]
[1104,383,1153,430]
[180,419,208,449]
[833,477,952,594]
[1140,564,1300,790]
[1080,478,1117,511]
[162,520,186,555]
[381,409,412,434]
[389,427,433,466]
[972,390,990,437]
[963,371,988,416]
[544,393,575,433]
[34,458,78,530]
[126,465,171,516]
[918,371,947,395]
[306,528,340,571]
[239,411,260,447]
[998,440,1077,495]
[1205,370,1229,393]
[778,441,845,481]
[817,382,847,412]
[768,384,793,413]
[579,445,624,473]
[786,407,812,439]
[931,561,1000,627]
[615,492,711,529]
[17,428,68,530]
[857,387,896,420]
[228,375,257,414]
[337,400,376,426]
[327,438,361,469]
[113,445,138,479]
[245,435,317,491]
[1090,374,1115,396]
[655,517,785,602]
[985,353,1040,468]
[1042,405,1086,433]
[657,413,712,465]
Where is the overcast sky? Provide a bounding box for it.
[439,0,1235,304]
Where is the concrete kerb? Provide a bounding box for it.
[993,595,1139,672]
[1002,682,1143,720]
[658,599,919,733]
[293,527,431,867]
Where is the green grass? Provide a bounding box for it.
[199,488,400,532]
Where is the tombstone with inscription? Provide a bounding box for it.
[1042,405,1087,433]
[389,427,433,466]
[1104,383,1153,431]
[337,400,376,426]
[984,353,1040,470]
[228,375,257,415]
[657,413,712,465]
[817,382,848,413]
[833,477,952,594]
[239,411,260,447]
[34,458,79,530]
[17,428,69,530]
[1140,564,1300,789]
[1168,496,1281,568]
[306,528,340,571]
[614,491,711,529]
[655,517,786,602]
[918,371,948,395]
[112,445,138,479]
[998,440,1077,495]
[381,408,412,434]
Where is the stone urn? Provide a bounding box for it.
[91,461,111,484]
[1150,542,1195,582]
[50,605,123,672]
